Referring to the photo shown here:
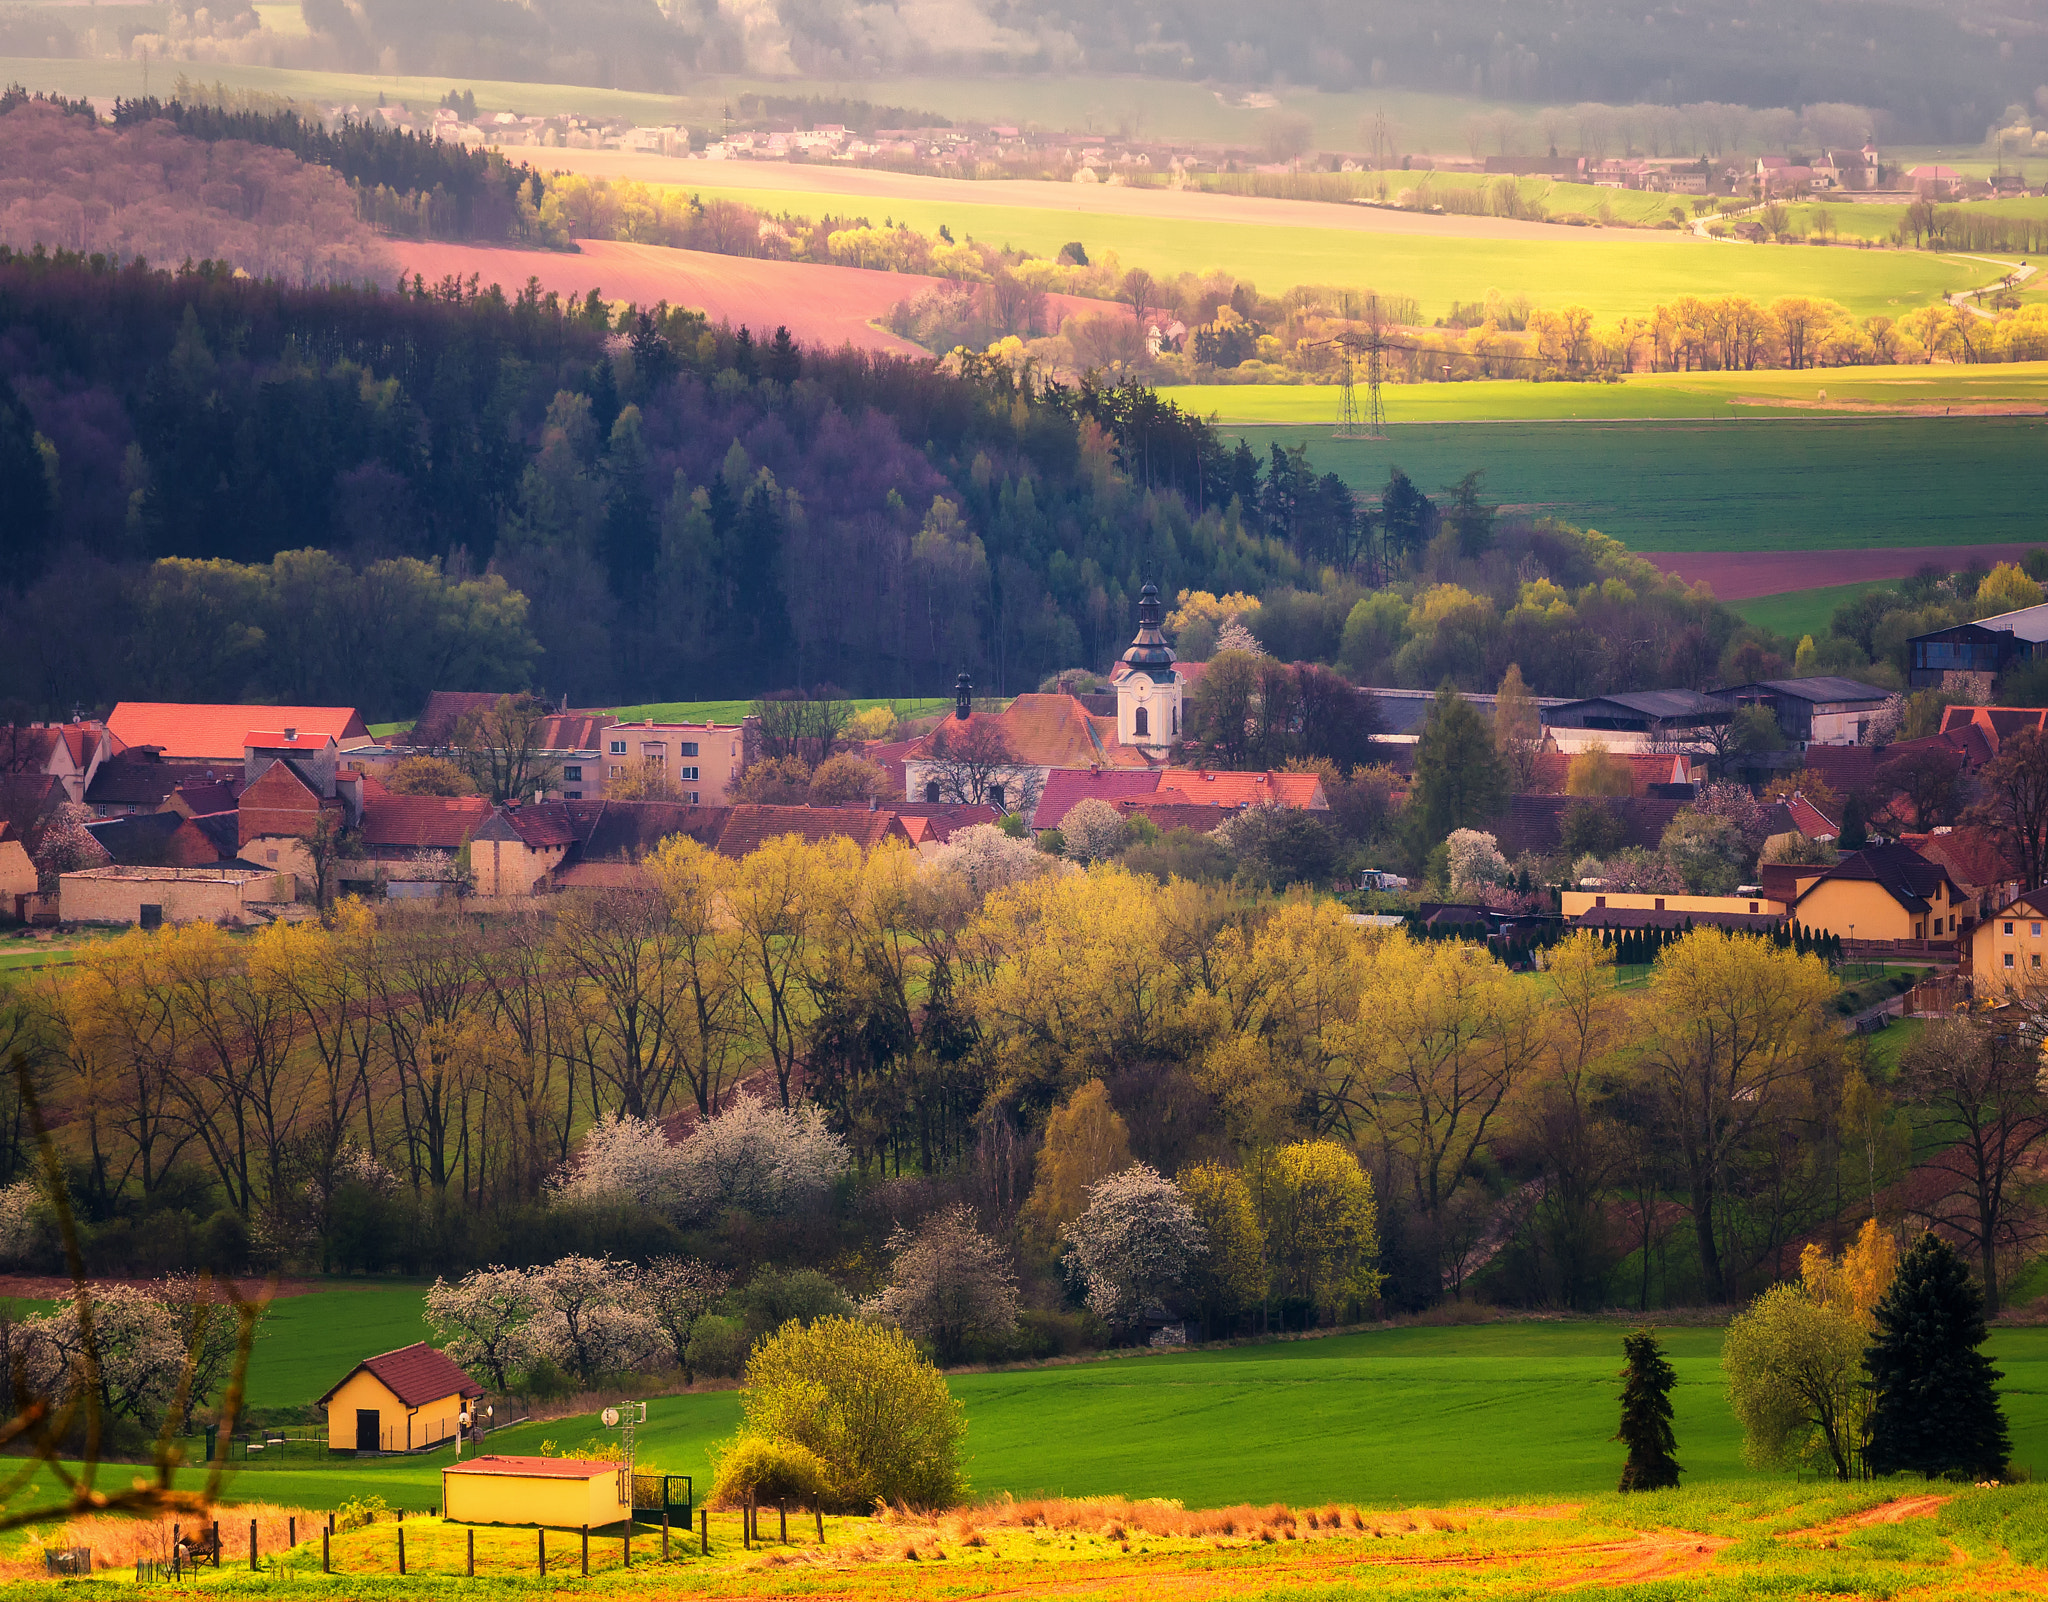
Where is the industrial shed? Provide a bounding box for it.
[442,1456,631,1528]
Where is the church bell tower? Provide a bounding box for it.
[1116,579,1182,757]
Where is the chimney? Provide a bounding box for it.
[284,727,297,742]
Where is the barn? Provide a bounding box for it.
[317,1342,481,1455]
[442,1456,632,1529]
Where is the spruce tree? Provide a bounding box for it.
[1865,1232,2010,1480]
[1614,1327,1682,1491]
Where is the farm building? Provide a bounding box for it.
[442,1456,631,1528]
[318,1342,481,1455]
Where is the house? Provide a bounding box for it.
[1032,769,1164,832]
[1906,164,1962,196]
[594,718,751,805]
[318,1342,481,1455]
[1113,799,1237,834]
[713,804,913,860]
[238,757,348,893]
[1935,704,2048,759]
[58,865,292,927]
[891,803,997,851]
[1710,677,1893,747]
[86,809,241,869]
[1790,842,1968,947]
[1971,888,2048,996]
[85,749,240,816]
[1909,602,2048,688]
[1353,686,1567,745]
[470,805,579,896]
[0,722,109,803]
[1543,690,1733,751]
[107,704,369,764]
[1154,769,1329,809]
[0,824,38,919]
[1897,825,2022,919]
[442,1456,630,1529]
[903,688,1144,809]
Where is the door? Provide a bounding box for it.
[356,1410,380,1452]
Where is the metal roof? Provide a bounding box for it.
[1550,689,1731,720]
[1714,676,1893,704]
[1965,600,2048,645]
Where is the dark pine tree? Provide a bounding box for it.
[1615,1327,1682,1491]
[1865,1232,2010,1480]
[1840,792,1869,849]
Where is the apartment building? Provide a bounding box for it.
[596,720,750,806]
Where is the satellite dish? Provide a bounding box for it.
[601,1407,621,1427]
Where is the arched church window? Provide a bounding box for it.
[1134,706,1150,737]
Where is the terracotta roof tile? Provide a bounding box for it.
[906,695,1144,770]
[715,805,911,858]
[1112,799,1233,834]
[108,704,367,763]
[445,1456,616,1480]
[87,756,239,809]
[318,1341,480,1408]
[359,794,492,851]
[1032,770,1161,830]
[1155,769,1328,808]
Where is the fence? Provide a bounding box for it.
[632,1474,694,1523]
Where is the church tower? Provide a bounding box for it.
[1116,579,1182,757]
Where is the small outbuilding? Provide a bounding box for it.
[442,1456,631,1529]
[317,1342,481,1455]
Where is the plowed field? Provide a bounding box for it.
[393,238,1101,355]
[1657,544,2047,600]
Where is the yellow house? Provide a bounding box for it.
[317,1342,481,1455]
[443,1456,631,1529]
[1791,842,1967,947]
[1970,889,2048,997]
[1562,889,1787,923]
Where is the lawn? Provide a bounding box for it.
[1233,415,2048,553]
[1165,362,2048,424]
[664,181,1984,322]
[52,1318,2048,1515]
[1730,579,1905,641]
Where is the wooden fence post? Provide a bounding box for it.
[538,1528,546,1576]
[321,1531,329,1574]
[212,1521,220,1567]
[250,1517,258,1571]
[661,1505,669,1561]
[778,1504,787,1545]
[289,1517,295,1549]
[700,1508,708,1556]
[623,1526,631,1569]
[815,1509,824,1543]
[467,1529,475,1578]
[580,1525,589,1577]
[398,1526,406,1576]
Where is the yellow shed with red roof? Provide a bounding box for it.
[442,1455,631,1529]
[317,1342,481,1455]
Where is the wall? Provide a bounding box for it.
[1795,879,1955,944]
[473,838,565,897]
[1563,889,1785,918]
[442,1469,630,1528]
[1974,908,2048,995]
[0,841,35,909]
[595,723,747,805]
[57,868,285,927]
[243,834,316,898]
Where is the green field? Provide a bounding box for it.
[40,1318,2048,1515]
[670,181,1985,322]
[604,696,952,725]
[1167,363,2048,424]
[1731,580,1905,641]
[1234,416,2048,552]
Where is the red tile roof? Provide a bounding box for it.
[1032,769,1162,830]
[1940,705,2048,758]
[1783,794,1837,837]
[906,695,1143,770]
[109,704,366,763]
[86,755,238,810]
[1155,769,1328,808]
[715,805,911,858]
[1113,799,1234,834]
[317,1341,480,1407]
[891,803,997,844]
[246,731,338,752]
[1899,826,2022,893]
[359,793,492,851]
[445,1456,617,1480]
[1529,750,1691,796]
[474,806,578,848]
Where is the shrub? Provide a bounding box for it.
[1063,1163,1206,1333]
[740,1316,966,1510]
[711,1433,831,1509]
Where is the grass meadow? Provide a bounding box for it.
[655,181,1986,323]
[1168,362,2048,424]
[1730,580,1905,641]
[1231,415,2048,553]
[10,1309,2048,1515]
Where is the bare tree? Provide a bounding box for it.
[641,1257,732,1384]
[1119,268,1157,330]
[750,690,851,767]
[920,720,1038,816]
[1899,1015,2048,1316]
[452,694,562,803]
[1971,726,2048,888]
[874,1204,1019,1364]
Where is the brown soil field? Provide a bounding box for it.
[516,148,1608,244]
[1655,543,2046,600]
[395,239,1104,356]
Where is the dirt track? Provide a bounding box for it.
[510,148,1658,245]
[1656,543,2046,600]
[395,239,1102,355]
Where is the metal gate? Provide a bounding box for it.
[631,1473,693,1524]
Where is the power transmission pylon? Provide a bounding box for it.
[1331,330,1387,440]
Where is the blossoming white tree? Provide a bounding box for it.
[425,1266,539,1393]
[1058,798,1128,865]
[873,1204,1019,1364]
[674,1092,850,1219]
[923,823,1062,898]
[1062,1163,1206,1333]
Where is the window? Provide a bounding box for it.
[566,790,582,800]
[2007,952,2016,968]
[645,752,666,769]
[680,767,699,781]
[687,791,700,804]
[2035,954,2042,969]
[1595,895,1607,908]
[1134,706,1150,737]
[609,741,627,755]
[990,783,1006,811]
[1748,901,1759,913]
[2034,922,2041,937]
[1654,898,1665,911]
[563,765,582,780]
[925,780,940,803]
[2007,921,2016,935]
[609,765,626,779]
[680,742,699,757]
[266,849,279,863]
